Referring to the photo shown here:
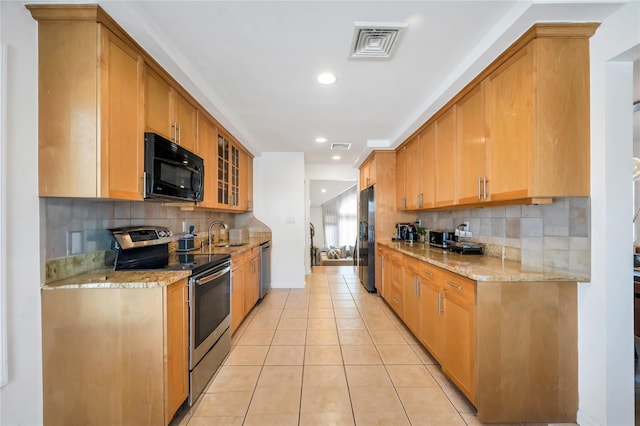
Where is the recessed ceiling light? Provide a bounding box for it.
[321,189,327,193]
[315,137,327,143]
[318,73,337,85]
[332,155,341,160]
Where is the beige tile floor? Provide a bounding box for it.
[176,266,570,426]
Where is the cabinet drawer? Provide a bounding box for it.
[442,271,475,307]
[404,256,422,272]
[388,285,404,315]
[419,263,438,284]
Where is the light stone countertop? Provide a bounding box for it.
[379,240,590,282]
[43,237,271,290]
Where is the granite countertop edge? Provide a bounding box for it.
[43,237,271,290]
[378,240,590,283]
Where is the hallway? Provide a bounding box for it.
[176,265,495,425]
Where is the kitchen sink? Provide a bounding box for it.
[215,242,247,248]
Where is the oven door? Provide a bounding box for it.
[189,261,231,369]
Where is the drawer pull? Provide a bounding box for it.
[447,281,462,290]
[422,270,433,278]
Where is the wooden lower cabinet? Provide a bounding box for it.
[231,252,247,333]
[41,279,189,426]
[441,271,476,405]
[231,248,261,334]
[419,266,444,364]
[402,258,421,335]
[382,247,578,423]
[384,252,404,316]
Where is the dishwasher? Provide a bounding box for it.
[259,241,271,299]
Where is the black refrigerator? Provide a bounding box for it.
[358,186,375,292]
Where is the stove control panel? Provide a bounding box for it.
[110,226,173,250]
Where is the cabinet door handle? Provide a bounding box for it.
[483,176,487,200]
[402,197,406,209]
[172,122,177,143]
[447,281,462,290]
[177,124,181,144]
[437,292,443,315]
[477,177,481,200]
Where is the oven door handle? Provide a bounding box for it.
[194,266,231,286]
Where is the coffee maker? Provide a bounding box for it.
[395,223,419,242]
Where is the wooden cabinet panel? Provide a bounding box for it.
[404,136,420,210]
[247,155,254,211]
[165,279,189,420]
[442,271,476,404]
[360,158,377,190]
[145,67,173,140]
[244,250,259,314]
[456,83,487,204]
[418,124,436,209]
[375,245,384,297]
[420,278,444,363]
[435,106,457,207]
[387,257,404,317]
[395,148,406,209]
[403,259,420,334]
[100,29,144,200]
[485,46,534,201]
[172,92,198,152]
[238,149,249,211]
[197,113,221,209]
[231,253,245,334]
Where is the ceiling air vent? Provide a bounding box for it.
[331,143,352,151]
[350,22,408,59]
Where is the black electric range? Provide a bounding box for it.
[110,226,230,274]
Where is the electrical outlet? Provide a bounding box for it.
[67,230,84,255]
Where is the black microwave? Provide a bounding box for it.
[144,132,204,202]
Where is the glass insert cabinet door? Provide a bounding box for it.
[217,134,240,207]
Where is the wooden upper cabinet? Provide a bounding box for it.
[172,91,198,152]
[247,155,254,211]
[485,46,534,201]
[145,67,174,140]
[456,83,487,205]
[360,158,377,190]
[419,124,436,209]
[394,23,596,210]
[404,135,420,210]
[395,147,406,209]
[237,148,249,211]
[30,5,144,200]
[435,106,457,207]
[144,68,198,152]
[486,30,592,200]
[197,113,221,209]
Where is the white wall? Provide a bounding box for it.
[579,2,640,425]
[0,2,43,424]
[253,153,306,288]
[310,207,324,249]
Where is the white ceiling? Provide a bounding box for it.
[94,1,623,167]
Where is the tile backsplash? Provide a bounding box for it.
[44,198,236,260]
[415,197,590,274]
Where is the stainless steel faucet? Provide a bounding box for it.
[208,220,229,246]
